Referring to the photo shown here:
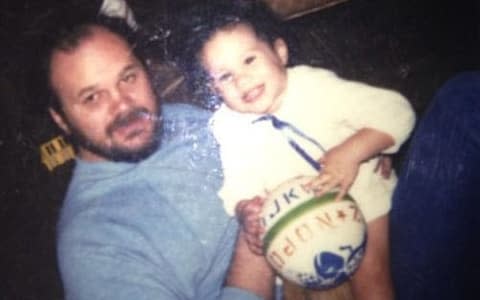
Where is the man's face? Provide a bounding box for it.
[49,26,160,162]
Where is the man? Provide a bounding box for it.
[46,20,274,300]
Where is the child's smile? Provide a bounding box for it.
[242,83,265,103]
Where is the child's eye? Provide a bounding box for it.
[244,56,256,64]
[217,73,232,82]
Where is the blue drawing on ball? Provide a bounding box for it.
[303,234,367,289]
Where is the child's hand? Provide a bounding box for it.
[235,196,265,255]
[374,154,392,179]
[312,145,361,200]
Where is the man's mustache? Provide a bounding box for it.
[106,108,157,135]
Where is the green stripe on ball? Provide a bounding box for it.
[263,192,355,252]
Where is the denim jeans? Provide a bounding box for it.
[390,72,480,299]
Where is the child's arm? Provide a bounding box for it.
[313,128,394,199]
[375,154,393,179]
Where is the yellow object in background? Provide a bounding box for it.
[40,136,75,171]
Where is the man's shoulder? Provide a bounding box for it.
[161,103,214,143]
[162,103,212,123]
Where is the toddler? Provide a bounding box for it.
[175,2,415,299]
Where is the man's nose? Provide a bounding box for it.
[110,88,132,112]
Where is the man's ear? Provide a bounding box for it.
[48,107,71,135]
[273,38,289,66]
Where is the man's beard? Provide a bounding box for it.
[69,107,163,162]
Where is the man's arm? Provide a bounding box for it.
[224,231,275,300]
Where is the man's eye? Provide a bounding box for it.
[123,73,137,83]
[245,56,256,64]
[83,93,99,104]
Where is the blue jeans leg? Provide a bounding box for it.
[390,72,480,300]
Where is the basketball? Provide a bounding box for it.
[260,176,367,290]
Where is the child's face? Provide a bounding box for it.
[200,23,288,114]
